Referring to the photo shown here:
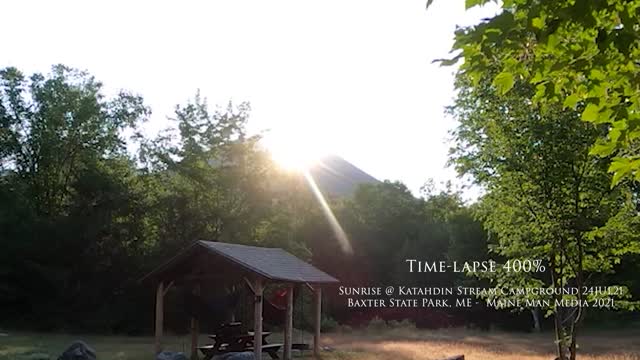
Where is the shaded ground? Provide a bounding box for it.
[1,328,639,360]
[0,332,199,360]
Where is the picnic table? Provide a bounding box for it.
[199,323,282,359]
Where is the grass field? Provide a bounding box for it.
[321,327,640,360]
[2,328,640,360]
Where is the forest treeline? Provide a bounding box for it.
[1,65,638,334]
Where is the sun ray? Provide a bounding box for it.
[263,128,352,253]
[303,170,353,255]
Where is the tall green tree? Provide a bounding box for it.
[0,65,152,329]
[449,68,640,359]
[0,65,148,214]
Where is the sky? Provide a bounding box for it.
[2,0,498,197]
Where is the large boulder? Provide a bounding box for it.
[57,341,96,360]
[156,351,188,360]
[212,352,255,360]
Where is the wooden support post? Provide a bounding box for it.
[155,281,164,354]
[190,283,200,360]
[313,287,322,358]
[254,278,264,360]
[284,284,294,360]
[230,286,236,323]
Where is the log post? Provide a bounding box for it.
[155,281,164,354]
[190,283,201,360]
[253,277,264,359]
[313,287,322,357]
[284,284,294,360]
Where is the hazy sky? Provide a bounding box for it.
[3,0,498,197]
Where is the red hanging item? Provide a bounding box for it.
[271,288,288,309]
[262,287,290,326]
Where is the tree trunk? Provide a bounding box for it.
[530,308,541,332]
[190,283,200,360]
[550,256,565,360]
[253,278,264,360]
[570,229,586,360]
[569,327,577,360]
[155,282,164,355]
[284,285,294,360]
[313,287,322,358]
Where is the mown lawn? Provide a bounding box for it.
[2,328,640,360]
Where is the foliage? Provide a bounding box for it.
[138,93,280,256]
[436,1,640,356]
[365,316,388,332]
[321,315,340,332]
[438,0,640,184]
[0,66,313,331]
[0,65,151,330]
[387,319,416,329]
[448,65,640,358]
[313,181,482,289]
[2,63,638,341]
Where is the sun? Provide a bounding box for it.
[264,131,325,171]
[271,148,319,171]
[262,128,353,254]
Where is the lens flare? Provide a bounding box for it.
[263,130,352,254]
[303,170,353,255]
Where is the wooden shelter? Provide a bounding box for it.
[141,240,339,359]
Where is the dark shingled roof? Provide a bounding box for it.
[143,241,339,284]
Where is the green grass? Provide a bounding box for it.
[0,332,202,360]
[0,331,315,360]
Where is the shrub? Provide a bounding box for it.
[366,316,387,332]
[388,319,415,329]
[321,316,339,332]
[338,324,353,333]
[387,320,400,328]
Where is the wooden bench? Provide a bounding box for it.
[247,343,283,359]
[203,343,283,360]
[291,343,310,351]
[198,344,217,360]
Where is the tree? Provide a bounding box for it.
[0,65,152,330]
[313,180,482,290]
[0,66,316,331]
[436,0,640,184]
[0,65,149,214]
[449,69,640,359]
[138,93,313,258]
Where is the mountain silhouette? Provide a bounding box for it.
[307,155,379,197]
